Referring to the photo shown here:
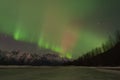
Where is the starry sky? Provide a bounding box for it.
[0,0,120,58]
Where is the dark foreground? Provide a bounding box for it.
[0,66,120,80]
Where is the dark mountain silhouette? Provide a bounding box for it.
[0,50,70,66]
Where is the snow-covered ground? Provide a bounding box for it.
[0,67,120,80]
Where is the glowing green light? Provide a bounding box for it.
[14,30,20,40]
[45,42,49,49]
[0,0,109,59]
[66,53,72,59]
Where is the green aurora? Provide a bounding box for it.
[0,0,120,58]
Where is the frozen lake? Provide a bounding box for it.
[0,66,120,80]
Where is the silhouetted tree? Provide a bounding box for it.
[73,31,120,66]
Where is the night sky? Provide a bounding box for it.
[0,0,120,58]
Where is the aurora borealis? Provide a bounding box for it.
[0,0,120,58]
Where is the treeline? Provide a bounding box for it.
[72,31,120,66]
[0,50,69,66]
